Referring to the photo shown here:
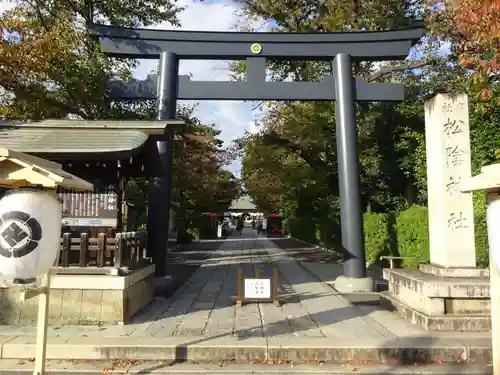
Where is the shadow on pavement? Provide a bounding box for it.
[121,228,492,372]
[133,227,383,323]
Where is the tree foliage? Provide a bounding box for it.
[0,0,239,234]
[236,0,500,250]
[0,0,183,119]
[426,0,499,100]
[174,107,241,215]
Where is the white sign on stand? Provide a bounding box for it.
[244,278,271,299]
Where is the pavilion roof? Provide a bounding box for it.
[0,148,93,191]
[0,119,184,160]
[229,195,257,211]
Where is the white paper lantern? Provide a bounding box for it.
[0,189,62,279]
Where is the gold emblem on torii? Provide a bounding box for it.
[250,43,262,55]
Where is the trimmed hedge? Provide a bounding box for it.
[396,205,429,268]
[284,199,490,269]
[284,216,338,248]
[363,212,392,265]
[394,200,489,269]
[315,218,338,248]
[474,192,489,267]
[285,217,318,245]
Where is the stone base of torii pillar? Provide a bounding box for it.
[380,93,490,332]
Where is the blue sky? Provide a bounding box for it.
[133,0,272,177]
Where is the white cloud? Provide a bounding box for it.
[247,119,259,134]
[0,1,15,13]
[133,0,269,177]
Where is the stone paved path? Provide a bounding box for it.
[0,227,491,345]
[0,226,492,366]
[136,227,410,341]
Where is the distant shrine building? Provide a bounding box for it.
[227,195,260,216]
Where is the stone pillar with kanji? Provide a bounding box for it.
[424,93,476,268]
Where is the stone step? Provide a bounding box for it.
[379,291,491,332]
[0,336,492,365]
[0,360,493,374]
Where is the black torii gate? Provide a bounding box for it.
[90,24,424,286]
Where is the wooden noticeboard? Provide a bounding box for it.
[233,267,280,306]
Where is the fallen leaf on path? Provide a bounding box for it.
[351,367,359,372]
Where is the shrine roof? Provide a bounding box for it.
[229,195,258,211]
[0,119,184,160]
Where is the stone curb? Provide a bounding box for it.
[0,336,492,364]
[0,361,493,375]
[285,236,332,253]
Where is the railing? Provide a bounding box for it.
[379,256,429,269]
[57,231,149,275]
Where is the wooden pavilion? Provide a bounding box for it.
[0,118,183,261]
[0,118,185,325]
[0,119,182,228]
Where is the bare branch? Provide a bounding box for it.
[366,60,431,82]
[252,101,264,110]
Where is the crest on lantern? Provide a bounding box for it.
[0,148,93,283]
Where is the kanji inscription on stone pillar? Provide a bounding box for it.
[425,93,476,268]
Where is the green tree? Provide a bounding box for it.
[236,0,499,252]
[0,0,240,238]
[426,0,499,101]
[235,0,432,217]
[0,0,183,119]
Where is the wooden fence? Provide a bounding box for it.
[58,231,149,273]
